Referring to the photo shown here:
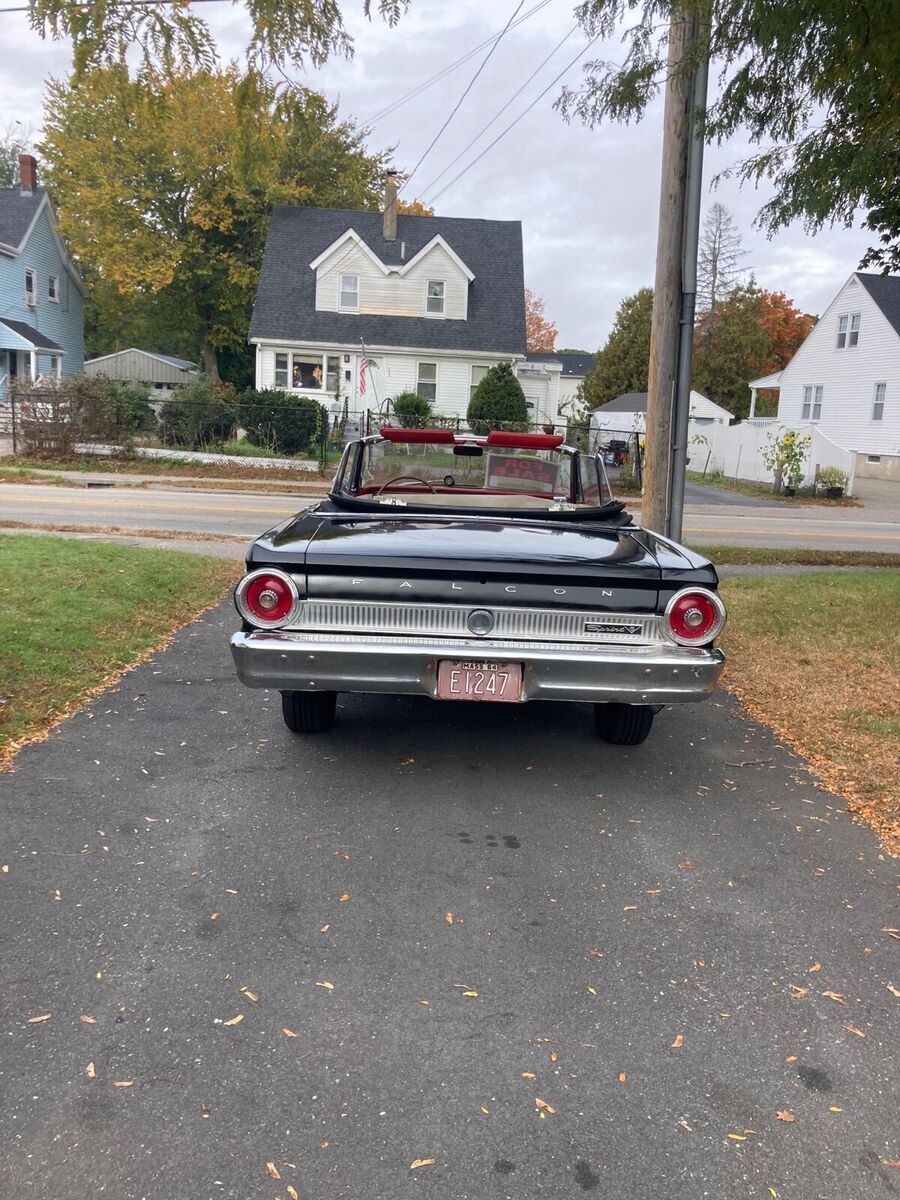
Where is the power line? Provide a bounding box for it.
[367,0,553,127]
[399,0,526,194]
[428,35,598,206]
[420,22,577,203]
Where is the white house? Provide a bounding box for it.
[249,173,527,424]
[517,352,594,426]
[749,272,900,481]
[589,389,733,444]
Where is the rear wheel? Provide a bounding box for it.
[594,703,655,745]
[281,690,337,734]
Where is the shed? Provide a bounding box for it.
[84,348,198,395]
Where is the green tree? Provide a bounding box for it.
[40,66,386,379]
[582,288,652,410]
[0,124,32,187]
[467,362,529,431]
[561,2,900,271]
[692,284,813,419]
[392,392,431,428]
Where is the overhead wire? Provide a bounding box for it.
[427,34,599,206]
[366,0,553,126]
[399,0,526,194]
[419,22,578,203]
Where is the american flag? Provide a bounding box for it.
[359,356,375,396]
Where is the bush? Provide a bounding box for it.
[159,378,238,450]
[392,391,432,428]
[466,362,529,432]
[240,388,326,456]
[108,382,156,435]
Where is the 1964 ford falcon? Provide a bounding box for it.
[230,428,726,744]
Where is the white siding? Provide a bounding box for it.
[777,275,900,455]
[315,240,469,319]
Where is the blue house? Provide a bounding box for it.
[0,155,86,400]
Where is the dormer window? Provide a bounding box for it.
[339,274,359,311]
[836,313,860,348]
[426,280,445,316]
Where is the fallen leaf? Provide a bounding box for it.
[535,1098,556,1113]
[776,1111,796,1123]
[54,889,61,901]
[410,1158,434,1170]
[210,912,220,920]
[418,999,429,1006]
[727,1133,747,1141]
[677,1119,693,1132]
[844,1023,866,1038]
[888,984,900,998]
[521,1072,536,1080]
[320,924,330,933]
[879,1159,900,1168]
[623,905,638,911]
[784,1055,798,1064]
[808,963,822,973]
[480,1106,489,1114]
[224,887,239,895]
[462,990,478,998]
[79,1014,97,1024]
[677,861,695,870]
[549,1050,558,1063]
[1,864,9,873]
[822,990,846,1005]
[769,1190,778,1198]
[85,1061,95,1077]
[315,981,334,991]
[788,985,808,999]
[113,1080,133,1088]
[618,1072,627,1083]
[266,1161,281,1180]
[586,949,604,959]
[829,1106,843,1113]
[287,1186,299,1199]
[282,1028,297,1037]
[223,1014,244,1026]
[339,893,350,902]
[671,1034,684,1049]
[240,988,259,1003]
[587,986,597,996]
[27,1013,52,1024]
[445,912,454,925]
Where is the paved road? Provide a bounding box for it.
[683,482,777,509]
[3,482,900,552]
[1,602,897,1199]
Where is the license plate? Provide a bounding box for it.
[436,660,523,703]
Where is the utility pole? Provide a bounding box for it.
[641,8,708,539]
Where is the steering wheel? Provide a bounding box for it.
[375,475,437,495]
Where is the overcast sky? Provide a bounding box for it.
[0,0,876,349]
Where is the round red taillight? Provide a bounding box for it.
[235,568,298,627]
[665,588,726,645]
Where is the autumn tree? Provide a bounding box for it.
[0,124,32,187]
[562,1,900,272]
[697,203,748,317]
[692,285,814,419]
[40,66,386,379]
[397,199,435,216]
[525,288,558,353]
[581,288,653,410]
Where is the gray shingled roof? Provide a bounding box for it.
[857,272,900,340]
[595,392,648,413]
[250,206,526,354]
[0,317,64,351]
[526,351,595,377]
[0,187,43,249]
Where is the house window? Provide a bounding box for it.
[339,274,359,311]
[801,385,823,421]
[25,268,36,303]
[274,352,289,388]
[416,362,437,402]
[873,382,886,422]
[470,365,489,401]
[274,351,342,392]
[867,455,881,463]
[292,357,324,389]
[836,312,860,349]
[426,280,445,316]
[326,355,340,393]
[48,274,59,302]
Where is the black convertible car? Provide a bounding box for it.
[230,428,726,744]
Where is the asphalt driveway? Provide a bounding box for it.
[1,599,897,1200]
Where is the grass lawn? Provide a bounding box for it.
[691,545,900,569]
[721,572,900,854]
[0,536,240,763]
[0,454,335,483]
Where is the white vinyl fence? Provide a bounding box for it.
[689,420,856,494]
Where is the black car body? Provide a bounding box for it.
[230,429,726,743]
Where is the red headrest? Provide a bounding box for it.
[485,431,564,449]
[379,427,455,443]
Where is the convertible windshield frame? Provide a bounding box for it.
[329,430,623,520]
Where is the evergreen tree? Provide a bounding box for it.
[467,362,529,431]
[582,288,653,410]
[697,203,749,316]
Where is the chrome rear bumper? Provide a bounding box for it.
[230,630,725,706]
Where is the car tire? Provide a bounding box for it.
[281,690,337,734]
[594,702,655,745]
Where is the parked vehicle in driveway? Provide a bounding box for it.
[230,428,726,744]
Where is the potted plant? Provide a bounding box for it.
[816,465,848,499]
